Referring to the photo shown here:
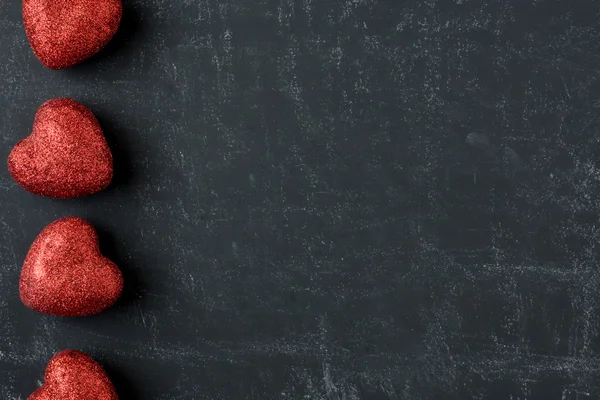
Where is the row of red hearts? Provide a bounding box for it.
[21,0,128,397]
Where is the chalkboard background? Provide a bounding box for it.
[0,0,599,399]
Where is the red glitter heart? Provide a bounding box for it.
[23,0,122,69]
[20,217,123,317]
[8,98,113,199]
[28,350,118,400]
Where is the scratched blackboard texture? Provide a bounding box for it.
[0,0,599,399]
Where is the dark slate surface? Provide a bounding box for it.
[0,0,599,399]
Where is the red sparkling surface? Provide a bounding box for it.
[28,350,118,400]
[23,0,122,69]
[8,98,113,199]
[20,217,123,317]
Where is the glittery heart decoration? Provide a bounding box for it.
[20,217,123,317]
[8,98,113,199]
[23,0,122,69]
[28,350,119,400]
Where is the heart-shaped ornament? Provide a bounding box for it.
[23,0,122,69]
[29,350,118,400]
[20,217,123,317]
[8,98,113,199]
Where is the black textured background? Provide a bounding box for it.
[0,0,599,399]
